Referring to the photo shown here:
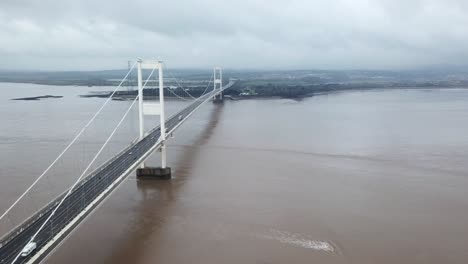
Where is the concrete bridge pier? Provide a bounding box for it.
[136,143,172,180]
[213,93,224,103]
[136,167,171,180]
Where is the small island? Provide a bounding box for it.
[11,95,63,101]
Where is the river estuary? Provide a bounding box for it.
[1,83,468,263]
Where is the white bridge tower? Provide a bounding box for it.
[213,67,223,102]
[136,59,171,179]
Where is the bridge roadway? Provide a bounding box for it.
[0,81,235,264]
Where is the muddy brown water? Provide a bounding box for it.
[1,83,468,263]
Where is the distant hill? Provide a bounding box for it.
[2,68,468,88]
[0,69,214,86]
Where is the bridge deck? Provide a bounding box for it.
[0,81,234,264]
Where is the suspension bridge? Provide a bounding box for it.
[0,60,235,264]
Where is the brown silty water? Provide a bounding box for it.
[1,83,468,263]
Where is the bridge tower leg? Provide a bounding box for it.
[158,61,171,178]
[213,67,223,103]
[137,59,145,168]
[136,60,171,180]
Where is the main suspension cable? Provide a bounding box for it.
[166,88,196,101]
[166,72,214,102]
[166,72,197,99]
[165,66,214,100]
[200,74,214,96]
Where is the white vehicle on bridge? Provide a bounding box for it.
[21,242,37,257]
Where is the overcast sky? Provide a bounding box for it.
[1,0,468,70]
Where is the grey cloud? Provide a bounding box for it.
[1,0,468,70]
